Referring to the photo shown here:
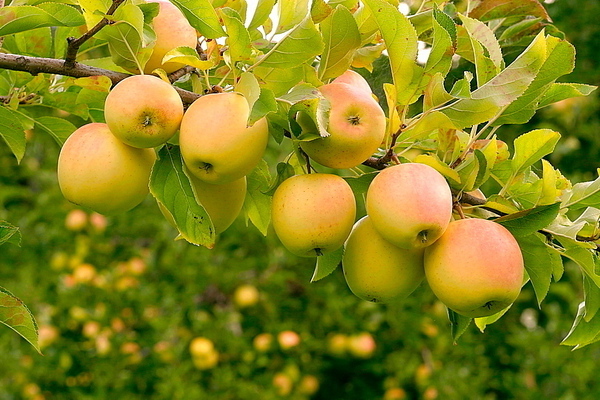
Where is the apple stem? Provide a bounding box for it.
[314,248,323,256]
[453,201,466,219]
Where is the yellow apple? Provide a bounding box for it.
[104,75,184,148]
[57,123,156,215]
[233,284,260,308]
[366,163,453,249]
[299,82,386,169]
[271,173,356,257]
[343,216,425,303]
[143,0,198,74]
[424,218,524,318]
[332,69,373,95]
[179,92,269,184]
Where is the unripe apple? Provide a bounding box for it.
[104,75,184,148]
[298,375,320,396]
[189,337,215,357]
[299,81,386,169]
[179,92,269,184]
[366,163,453,249]
[253,333,274,352]
[57,123,156,215]
[327,333,348,356]
[271,174,356,257]
[332,69,373,95]
[424,218,524,318]
[343,216,425,303]
[347,332,376,358]
[143,0,198,74]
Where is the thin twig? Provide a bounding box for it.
[64,0,127,69]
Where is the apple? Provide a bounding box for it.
[57,123,156,215]
[143,0,198,74]
[471,139,510,164]
[332,69,373,95]
[65,209,88,231]
[253,333,274,352]
[298,375,320,396]
[366,163,453,249]
[343,216,425,303]
[347,332,376,358]
[273,373,294,396]
[159,174,246,234]
[233,284,260,308]
[277,330,301,350]
[327,333,348,356]
[104,75,184,148]
[424,218,524,318]
[299,81,386,169]
[271,173,356,257]
[179,92,269,184]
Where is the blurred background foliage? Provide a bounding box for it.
[2,0,600,399]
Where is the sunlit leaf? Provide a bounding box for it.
[495,203,560,237]
[0,107,26,164]
[277,0,310,34]
[537,83,597,109]
[35,116,77,146]
[0,4,84,36]
[0,286,39,353]
[511,129,560,176]
[469,0,551,22]
[243,159,272,236]
[248,0,276,30]
[162,46,217,70]
[221,7,253,65]
[318,5,361,80]
[171,0,225,39]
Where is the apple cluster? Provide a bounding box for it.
[57,76,268,236]
[271,71,525,319]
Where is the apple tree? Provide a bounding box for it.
[1,0,599,351]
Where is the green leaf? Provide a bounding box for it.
[423,73,454,112]
[537,83,597,108]
[475,306,511,332]
[496,37,577,125]
[0,4,84,36]
[254,64,306,96]
[583,274,600,322]
[495,203,560,237]
[561,302,600,349]
[264,162,296,196]
[511,129,560,176]
[249,0,276,30]
[311,246,343,282]
[0,107,26,164]
[398,111,456,142]
[34,116,77,146]
[448,309,471,344]
[0,286,39,354]
[149,146,216,249]
[103,4,149,72]
[243,159,272,236]
[170,0,225,39]
[343,171,378,196]
[457,14,502,86]
[162,46,217,70]
[562,175,600,211]
[442,31,547,128]
[512,233,557,306]
[277,0,310,34]
[422,10,454,83]
[559,237,600,292]
[0,220,21,247]
[221,7,253,65]
[318,5,361,80]
[249,87,278,126]
[413,154,461,184]
[362,0,419,105]
[469,0,551,22]
[257,16,324,69]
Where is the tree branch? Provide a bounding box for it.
[64,0,126,68]
[0,53,201,106]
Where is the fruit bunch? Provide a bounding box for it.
[271,71,525,319]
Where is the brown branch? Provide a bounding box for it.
[64,0,126,68]
[0,53,201,106]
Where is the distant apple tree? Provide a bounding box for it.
[0,0,599,352]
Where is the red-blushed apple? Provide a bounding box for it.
[271,173,356,257]
[104,75,184,148]
[299,82,386,169]
[424,218,525,318]
[343,216,425,303]
[57,123,156,215]
[179,92,269,184]
[366,163,453,249]
[143,0,198,74]
[277,330,301,350]
[332,69,373,95]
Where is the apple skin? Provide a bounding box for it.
[58,123,156,215]
[159,174,246,234]
[179,92,269,184]
[299,82,386,169]
[343,216,425,303]
[332,70,373,95]
[271,173,356,257]
[143,0,198,74]
[366,163,453,249]
[104,75,184,148]
[424,218,524,318]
